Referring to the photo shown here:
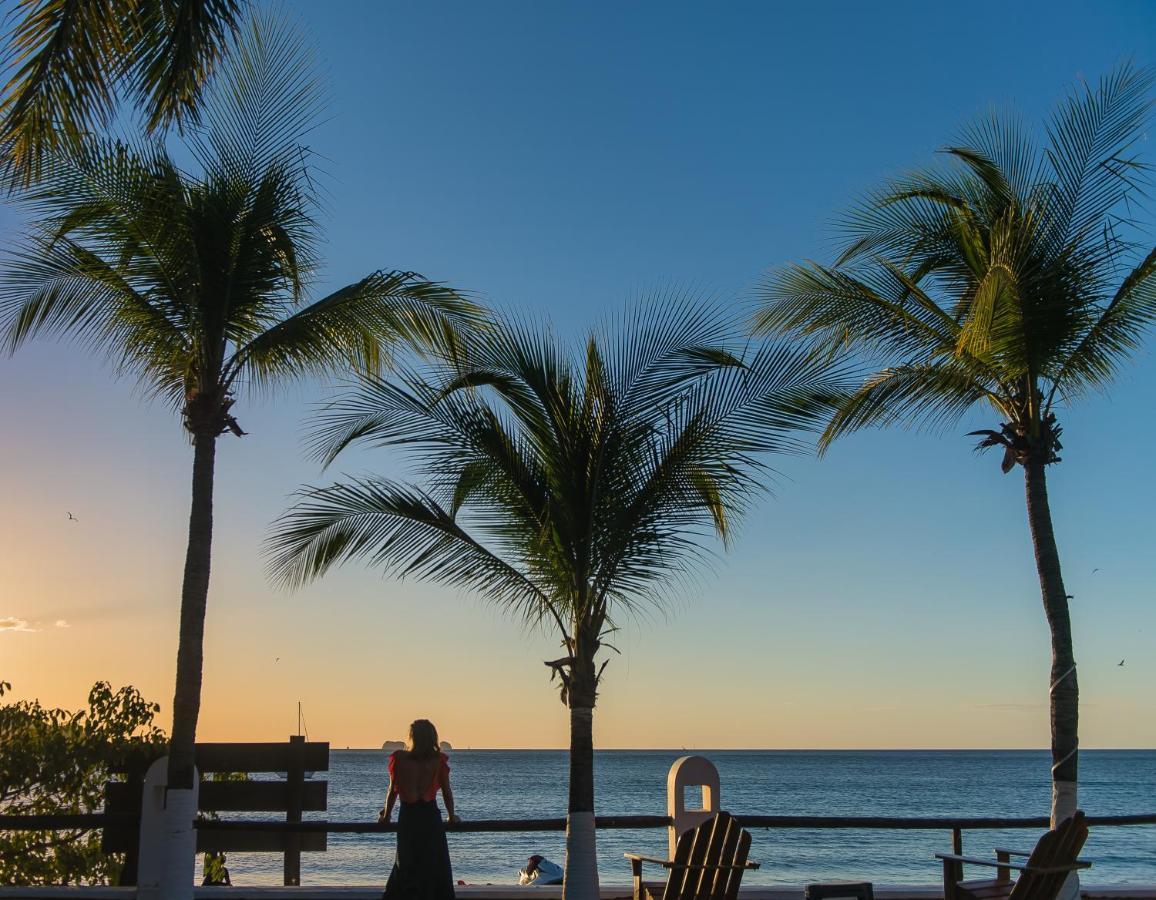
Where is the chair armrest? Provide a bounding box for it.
[992,847,1093,868]
[625,853,676,869]
[937,853,1035,873]
[935,853,1091,874]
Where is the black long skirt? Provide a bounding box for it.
[383,800,455,900]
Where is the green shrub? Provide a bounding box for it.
[0,681,165,885]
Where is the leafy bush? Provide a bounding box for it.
[0,681,165,885]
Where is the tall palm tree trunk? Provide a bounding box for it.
[563,649,599,900]
[567,700,596,817]
[144,429,217,900]
[1023,459,1079,827]
[168,429,218,787]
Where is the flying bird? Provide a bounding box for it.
[1118,659,1125,667]
[1092,568,1101,574]
[67,512,77,521]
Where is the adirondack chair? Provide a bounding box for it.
[936,811,1091,900]
[625,811,760,900]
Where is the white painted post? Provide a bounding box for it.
[667,756,720,857]
[136,756,199,900]
[1052,787,1081,900]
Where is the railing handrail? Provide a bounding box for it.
[3,812,1156,833]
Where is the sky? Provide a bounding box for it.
[1,0,1155,750]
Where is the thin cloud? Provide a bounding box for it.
[0,617,38,633]
[54,620,70,629]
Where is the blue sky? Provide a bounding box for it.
[1,0,1154,748]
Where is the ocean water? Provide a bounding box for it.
[221,750,1155,887]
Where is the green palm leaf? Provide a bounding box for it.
[267,478,560,629]
[131,0,248,133]
[0,0,249,185]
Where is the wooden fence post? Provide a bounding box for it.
[284,735,305,886]
[117,766,146,886]
[945,826,964,900]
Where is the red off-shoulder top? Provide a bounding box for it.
[388,750,450,803]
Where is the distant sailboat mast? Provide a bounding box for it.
[296,700,311,741]
[296,701,314,779]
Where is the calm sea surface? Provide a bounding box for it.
[223,750,1155,886]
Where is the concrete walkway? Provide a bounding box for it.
[1,886,1154,900]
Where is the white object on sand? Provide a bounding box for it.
[520,856,564,885]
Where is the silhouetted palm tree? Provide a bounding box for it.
[0,14,479,866]
[755,65,1154,827]
[268,303,846,900]
[1,0,250,184]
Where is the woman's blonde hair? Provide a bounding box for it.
[408,719,439,759]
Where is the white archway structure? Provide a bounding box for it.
[667,755,721,856]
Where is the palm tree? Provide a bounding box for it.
[1,0,250,185]
[754,65,1155,828]
[0,15,478,892]
[266,303,845,900]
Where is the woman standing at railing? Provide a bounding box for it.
[380,719,460,900]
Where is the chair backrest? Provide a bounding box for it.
[661,811,753,900]
[1009,812,1089,900]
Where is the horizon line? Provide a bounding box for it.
[327,746,1156,753]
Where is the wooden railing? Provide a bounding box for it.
[3,810,1155,890]
[5,811,1155,853]
[188,809,1156,887]
[187,812,1156,833]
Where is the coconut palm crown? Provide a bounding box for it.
[0,16,480,797]
[268,303,846,900]
[754,64,1155,826]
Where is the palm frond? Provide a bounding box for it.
[129,0,246,133]
[0,0,249,186]
[186,9,322,190]
[1047,244,1156,403]
[952,111,1040,203]
[605,292,743,411]
[0,228,191,402]
[266,478,566,633]
[305,374,458,467]
[820,363,994,452]
[0,0,128,184]
[1042,64,1154,247]
[229,271,482,392]
[942,145,1018,209]
[753,261,961,360]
